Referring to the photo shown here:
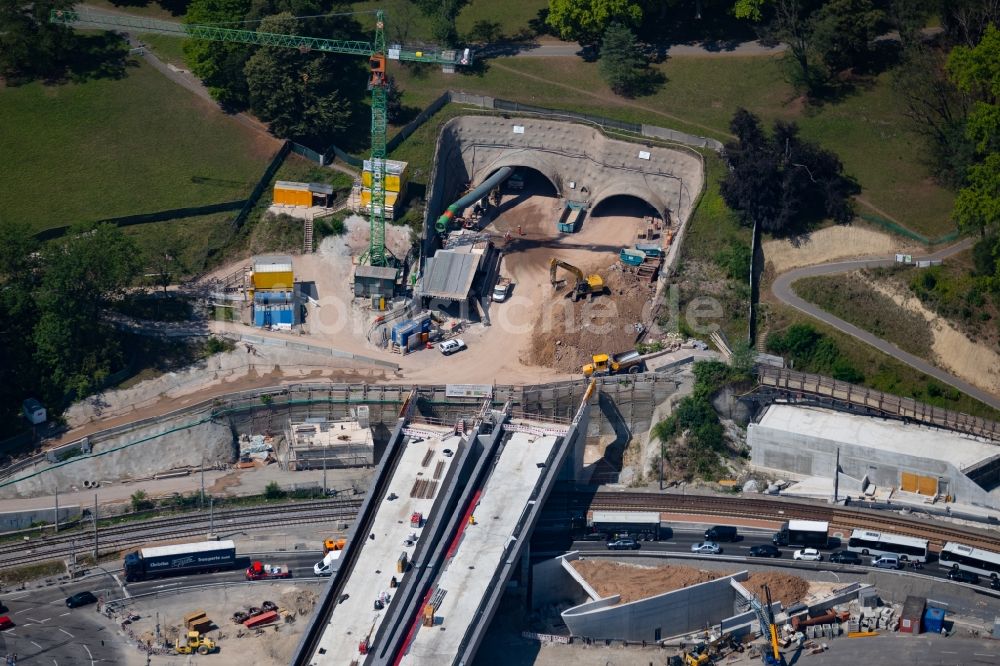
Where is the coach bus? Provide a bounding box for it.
[772,520,829,548]
[847,529,929,562]
[939,542,1000,579]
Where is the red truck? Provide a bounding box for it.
[245,561,291,581]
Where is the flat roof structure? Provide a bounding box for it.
[401,431,561,665]
[758,405,998,471]
[287,419,374,470]
[418,250,481,301]
[312,425,461,664]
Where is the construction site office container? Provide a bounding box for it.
[899,596,925,634]
[923,607,945,634]
[362,159,409,192]
[360,189,399,208]
[273,181,312,206]
[253,290,295,305]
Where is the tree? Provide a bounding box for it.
[264,481,286,499]
[720,108,857,235]
[598,23,646,96]
[939,0,1000,48]
[130,490,154,512]
[810,0,884,73]
[546,0,643,44]
[413,0,468,46]
[243,14,353,146]
[0,219,41,426]
[184,0,254,109]
[0,0,76,83]
[33,224,142,402]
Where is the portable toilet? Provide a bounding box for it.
[923,607,946,634]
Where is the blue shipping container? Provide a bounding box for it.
[923,607,945,634]
[391,320,418,345]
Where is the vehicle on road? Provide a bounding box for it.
[948,568,980,584]
[872,556,901,570]
[829,550,863,565]
[848,529,928,562]
[438,339,467,355]
[793,548,822,562]
[749,544,782,558]
[66,591,98,608]
[124,540,237,582]
[0,616,13,630]
[939,542,1000,580]
[704,526,739,542]
[990,577,1000,590]
[314,549,342,577]
[773,520,829,549]
[245,561,291,580]
[607,538,640,551]
[323,538,347,555]
[691,541,722,555]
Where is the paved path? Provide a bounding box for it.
[770,237,1000,411]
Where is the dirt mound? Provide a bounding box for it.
[571,560,810,607]
[528,263,657,373]
[744,572,810,607]
[279,588,317,618]
[571,561,721,604]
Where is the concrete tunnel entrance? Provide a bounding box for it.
[590,194,661,221]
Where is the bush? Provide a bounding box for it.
[714,239,752,283]
[130,490,154,512]
[767,323,864,382]
[205,336,234,355]
[264,481,285,500]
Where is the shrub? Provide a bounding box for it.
[264,481,285,500]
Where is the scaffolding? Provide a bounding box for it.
[287,418,375,470]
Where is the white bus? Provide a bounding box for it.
[939,542,1000,579]
[847,529,929,562]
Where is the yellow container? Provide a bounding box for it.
[252,271,294,290]
[273,182,311,206]
[360,190,399,208]
[361,171,408,193]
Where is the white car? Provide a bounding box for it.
[438,339,467,355]
[690,541,722,555]
[794,548,822,562]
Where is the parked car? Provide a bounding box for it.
[704,526,739,542]
[66,591,98,608]
[0,616,13,630]
[438,339,467,355]
[947,568,980,584]
[580,532,608,542]
[872,556,901,570]
[829,550,863,565]
[749,544,782,558]
[793,548,822,562]
[607,538,640,551]
[691,541,722,555]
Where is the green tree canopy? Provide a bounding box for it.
[184,0,255,109]
[546,0,643,44]
[597,23,646,96]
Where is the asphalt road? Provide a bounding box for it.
[769,238,1000,411]
[0,552,323,664]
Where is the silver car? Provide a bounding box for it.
[691,541,722,554]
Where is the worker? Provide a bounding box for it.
[517,225,523,235]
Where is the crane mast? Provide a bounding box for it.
[50,8,469,267]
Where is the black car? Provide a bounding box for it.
[607,538,640,551]
[947,568,980,584]
[66,591,98,608]
[829,550,863,565]
[749,544,782,558]
[990,577,1000,591]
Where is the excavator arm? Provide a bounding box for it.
[549,258,585,285]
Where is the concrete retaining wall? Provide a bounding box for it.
[0,505,82,532]
[561,571,749,642]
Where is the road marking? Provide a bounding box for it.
[59,612,71,617]
[113,574,131,598]
[31,640,43,649]
[38,616,51,623]
[53,660,58,666]
[14,609,33,615]
[974,654,994,657]
[7,592,30,600]
[26,617,42,623]
[942,651,957,654]
[84,643,95,666]
[153,582,182,589]
[3,631,14,636]
[60,628,75,638]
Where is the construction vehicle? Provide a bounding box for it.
[175,630,217,655]
[582,350,644,377]
[741,583,782,666]
[323,538,347,555]
[50,9,471,269]
[492,277,512,302]
[549,259,604,302]
[245,561,291,580]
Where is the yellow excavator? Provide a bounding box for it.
[549,258,604,302]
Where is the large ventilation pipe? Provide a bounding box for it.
[435,167,514,234]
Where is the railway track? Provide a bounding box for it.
[1,498,363,569]
[585,492,998,551]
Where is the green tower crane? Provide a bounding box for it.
[50,8,470,267]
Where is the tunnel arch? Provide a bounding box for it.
[589,183,669,222]
[590,194,662,220]
[474,152,563,194]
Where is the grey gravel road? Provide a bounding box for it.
[770,237,1000,411]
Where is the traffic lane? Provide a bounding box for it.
[794,634,999,665]
[124,551,325,596]
[0,588,121,665]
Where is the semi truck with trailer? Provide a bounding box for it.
[123,540,237,582]
[245,561,292,580]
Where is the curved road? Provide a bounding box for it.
[770,237,1000,411]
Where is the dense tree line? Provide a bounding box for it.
[719,108,857,236]
[0,222,141,429]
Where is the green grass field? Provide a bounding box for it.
[0,59,273,231]
[391,54,957,238]
[137,33,187,67]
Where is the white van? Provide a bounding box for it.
[313,549,342,576]
[872,556,900,570]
